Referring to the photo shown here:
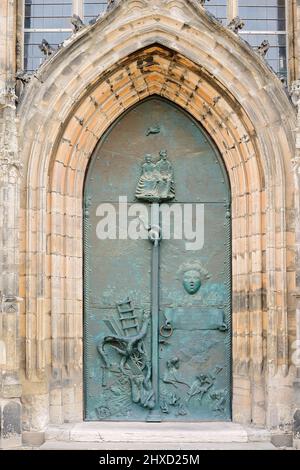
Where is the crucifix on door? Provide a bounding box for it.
[135,149,175,421]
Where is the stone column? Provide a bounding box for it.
[293,295,300,450]
[290,79,300,450]
[0,0,22,449]
[297,1,300,81]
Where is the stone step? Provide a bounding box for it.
[45,422,271,444]
[40,441,276,450]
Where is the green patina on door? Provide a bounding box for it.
[84,97,231,421]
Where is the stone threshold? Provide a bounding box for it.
[39,441,277,450]
[45,422,271,444]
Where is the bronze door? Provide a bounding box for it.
[84,97,231,421]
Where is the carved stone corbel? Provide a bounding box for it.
[0,294,22,314]
[70,14,85,33]
[290,80,300,107]
[0,87,17,110]
[15,70,31,85]
[38,39,55,57]
[227,17,245,34]
[15,70,31,100]
[290,80,300,127]
[107,0,118,11]
[256,40,270,58]
[0,148,22,181]
[291,156,300,175]
[290,80,300,151]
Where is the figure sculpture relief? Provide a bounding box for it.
[179,261,210,295]
[136,150,175,202]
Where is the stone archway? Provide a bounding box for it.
[17,1,296,434]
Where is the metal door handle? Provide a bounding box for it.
[159,322,173,338]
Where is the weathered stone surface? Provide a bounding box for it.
[0,400,22,449]
[271,434,293,448]
[2,401,21,436]
[22,393,49,432]
[41,422,277,449]
[45,422,250,443]
[22,431,45,446]
[0,0,22,450]
[39,441,277,450]
[293,409,300,438]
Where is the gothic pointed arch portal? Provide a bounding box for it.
[18,0,296,432]
[83,96,232,422]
